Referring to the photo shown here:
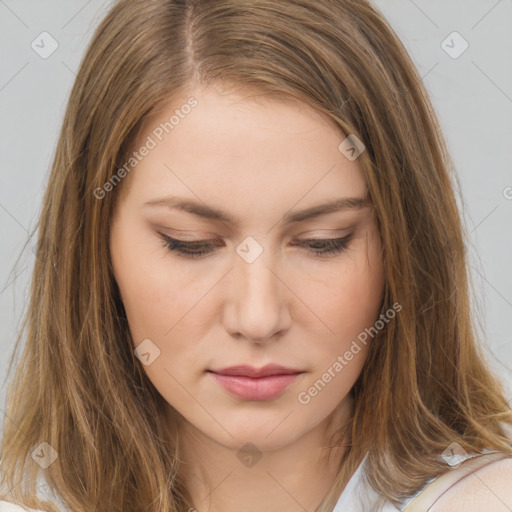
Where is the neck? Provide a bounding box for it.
[175,395,354,512]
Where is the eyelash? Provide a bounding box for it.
[157,233,353,259]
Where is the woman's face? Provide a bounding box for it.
[109,84,385,451]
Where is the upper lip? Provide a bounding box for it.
[209,364,303,378]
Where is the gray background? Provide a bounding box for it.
[1,0,511,434]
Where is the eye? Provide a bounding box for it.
[158,233,218,259]
[157,233,353,259]
[297,234,353,257]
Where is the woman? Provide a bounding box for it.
[1,0,511,511]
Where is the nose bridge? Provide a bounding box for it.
[227,236,289,341]
[237,241,279,310]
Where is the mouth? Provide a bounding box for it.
[207,364,304,401]
[209,364,303,378]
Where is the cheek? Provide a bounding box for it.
[306,245,384,341]
[110,221,209,347]
[295,252,384,411]
[110,232,217,412]
[301,237,385,385]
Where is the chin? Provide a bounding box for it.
[208,412,308,450]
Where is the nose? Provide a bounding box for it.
[222,247,292,344]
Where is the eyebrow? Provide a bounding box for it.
[144,195,372,225]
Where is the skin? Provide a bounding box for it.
[429,458,512,512]
[109,82,386,512]
[429,458,512,511]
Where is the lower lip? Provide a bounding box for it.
[209,372,302,401]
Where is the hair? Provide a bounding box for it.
[1,0,511,511]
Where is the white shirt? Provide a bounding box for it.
[331,452,433,511]
[0,500,57,511]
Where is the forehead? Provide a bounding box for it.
[118,84,367,217]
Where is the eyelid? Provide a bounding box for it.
[159,233,350,244]
[162,230,219,241]
[157,232,354,259]
[160,226,352,237]
[296,231,351,239]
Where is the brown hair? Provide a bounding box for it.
[1,0,511,511]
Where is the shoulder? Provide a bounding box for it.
[428,456,512,512]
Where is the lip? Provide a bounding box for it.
[211,364,302,378]
[208,364,304,401]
